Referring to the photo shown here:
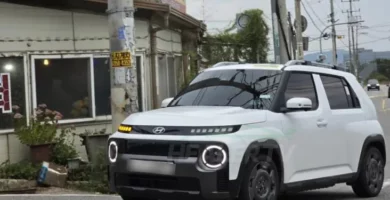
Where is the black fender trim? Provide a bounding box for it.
[352,134,386,182]
[229,140,284,197]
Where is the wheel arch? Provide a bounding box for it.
[356,134,386,175]
[229,139,285,197]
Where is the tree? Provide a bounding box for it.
[201,9,269,66]
[375,59,390,79]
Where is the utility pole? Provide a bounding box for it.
[271,0,290,64]
[288,12,296,60]
[342,0,360,77]
[107,0,139,132]
[330,0,337,65]
[294,0,304,60]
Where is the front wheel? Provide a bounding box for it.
[239,155,280,200]
[351,147,385,197]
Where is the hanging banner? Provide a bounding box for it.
[0,73,12,114]
[161,0,186,13]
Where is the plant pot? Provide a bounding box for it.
[83,134,110,165]
[29,143,56,164]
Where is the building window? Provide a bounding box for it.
[32,54,147,123]
[0,57,26,131]
[158,55,183,102]
[94,57,111,117]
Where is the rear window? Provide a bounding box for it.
[368,79,379,84]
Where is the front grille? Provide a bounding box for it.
[122,141,201,158]
[115,173,200,191]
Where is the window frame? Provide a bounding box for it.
[319,73,361,110]
[0,54,30,134]
[31,54,96,124]
[274,71,319,112]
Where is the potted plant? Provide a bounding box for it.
[13,104,63,164]
[79,128,110,166]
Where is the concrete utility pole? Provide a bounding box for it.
[294,0,304,60]
[330,0,337,65]
[271,0,290,64]
[107,0,139,133]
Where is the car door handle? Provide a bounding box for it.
[317,120,328,128]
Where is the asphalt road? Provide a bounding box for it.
[2,85,390,200]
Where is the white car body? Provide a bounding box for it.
[108,62,386,200]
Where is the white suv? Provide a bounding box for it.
[108,60,386,200]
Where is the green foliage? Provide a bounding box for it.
[50,127,79,166]
[67,150,109,194]
[201,9,269,65]
[0,161,40,180]
[376,59,390,79]
[366,71,389,84]
[13,104,63,146]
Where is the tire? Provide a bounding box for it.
[351,147,385,198]
[239,155,280,200]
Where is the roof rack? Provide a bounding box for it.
[285,60,347,71]
[211,61,245,68]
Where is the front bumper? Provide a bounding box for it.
[368,85,380,89]
[108,139,234,200]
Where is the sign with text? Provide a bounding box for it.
[0,73,12,114]
[161,0,186,13]
[111,51,132,67]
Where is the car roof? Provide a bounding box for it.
[204,63,353,79]
[204,63,285,71]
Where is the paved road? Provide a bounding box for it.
[2,85,390,200]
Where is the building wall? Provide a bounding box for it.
[0,2,185,164]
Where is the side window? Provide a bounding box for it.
[320,75,359,109]
[284,72,318,110]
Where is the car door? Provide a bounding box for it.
[319,74,365,174]
[279,72,331,183]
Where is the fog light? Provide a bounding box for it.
[201,145,227,169]
[108,141,118,163]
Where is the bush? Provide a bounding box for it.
[50,127,79,166]
[0,161,40,180]
[67,149,109,194]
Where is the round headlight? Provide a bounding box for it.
[108,141,118,163]
[201,145,227,169]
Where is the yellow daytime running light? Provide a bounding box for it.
[118,125,132,133]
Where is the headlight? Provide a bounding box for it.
[108,141,118,163]
[190,125,240,134]
[118,124,132,133]
[201,145,227,169]
[377,84,380,86]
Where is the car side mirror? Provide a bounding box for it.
[282,97,312,112]
[161,97,174,108]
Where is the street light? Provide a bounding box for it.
[319,20,364,54]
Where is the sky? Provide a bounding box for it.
[186,0,390,61]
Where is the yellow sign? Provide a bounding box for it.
[111,51,132,67]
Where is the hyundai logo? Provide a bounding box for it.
[152,127,166,134]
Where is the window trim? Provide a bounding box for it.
[31,54,96,124]
[0,54,29,134]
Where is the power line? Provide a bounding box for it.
[301,0,322,32]
[302,0,327,27]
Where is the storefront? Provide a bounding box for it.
[0,0,205,163]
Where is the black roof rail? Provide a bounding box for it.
[284,60,347,72]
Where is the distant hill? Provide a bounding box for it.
[304,50,349,65]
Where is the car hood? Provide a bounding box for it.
[122,106,267,126]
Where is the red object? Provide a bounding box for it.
[0,73,11,113]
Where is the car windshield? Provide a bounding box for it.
[169,69,282,109]
[368,79,379,84]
